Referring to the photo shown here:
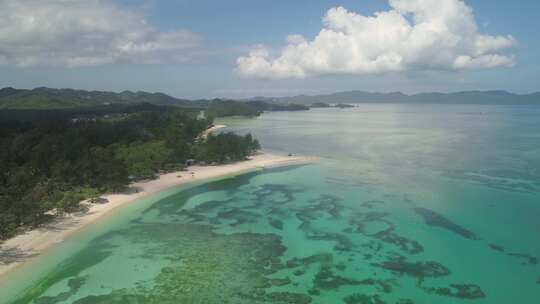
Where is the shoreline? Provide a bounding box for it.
[0,152,314,279]
[200,124,227,139]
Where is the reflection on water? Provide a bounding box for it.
[4,105,540,303]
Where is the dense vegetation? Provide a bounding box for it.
[0,87,316,117]
[206,99,263,117]
[261,102,310,112]
[0,107,260,240]
[2,87,539,111]
[309,102,331,108]
[0,102,174,123]
[0,87,203,109]
[207,99,309,118]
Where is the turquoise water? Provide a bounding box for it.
[2,105,540,303]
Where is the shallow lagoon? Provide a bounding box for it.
[2,105,540,303]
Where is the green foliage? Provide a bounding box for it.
[206,99,310,118]
[206,99,263,117]
[262,103,310,111]
[0,107,260,240]
[0,87,200,109]
[309,102,331,108]
[114,141,173,179]
[196,132,261,163]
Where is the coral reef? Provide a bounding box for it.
[374,255,450,278]
[414,208,479,240]
[34,277,87,304]
[507,253,538,265]
[268,218,284,230]
[422,283,486,299]
[343,294,386,304]
[349,211,423,255]
[488,243,505,252]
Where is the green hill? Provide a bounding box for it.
[0,87,200,109]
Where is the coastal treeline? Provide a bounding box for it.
[206,99,309,118]
[0,106,260,239]
[207,99,263,117]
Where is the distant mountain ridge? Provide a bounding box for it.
[0,87,199,109]
[2,87,539,109]
[252,90,540,105]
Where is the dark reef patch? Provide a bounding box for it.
[263,292,312,304]
[396,299,415,304]
[176,209,208,223]
[252,183,299,206]
[270,277,292,286]
[141,171,261,218]
[422,283,486,299]
[305,231,354,251]
[335,261,347,271]
[372,228,424,255]
[308,194,344,218]
[313,266,366,289]
[361,200,385,209]
[414,208,480,240]
[349,211,423,255]
[269,218,284,230]
[343,294,386,304]
[487,244,537,266]
[294,195,344,228]
[507,253,538,265]
[488,243,505,252]
[313,266,394,293]
[214,208,261,226]
[34,276,87,304]
[375,255,450,278]
[285,253,334,269]
[71,294,146,304]
[192,199,229,213]
[295,199,354,252]
[174,198,236,224]
[441,170,540,194]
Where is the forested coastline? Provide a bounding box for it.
[0,106,260,240]
[206,99,310,118]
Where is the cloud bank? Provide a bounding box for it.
[0,0,201,68]
[237,0,516,79]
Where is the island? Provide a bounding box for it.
[334,103,355,109]
[205,99,310,118]
[309,102,331,108]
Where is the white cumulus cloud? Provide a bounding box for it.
[237,0,516,79]
[0,0,202,68]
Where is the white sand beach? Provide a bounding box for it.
[0,152,313,278]
[200,124,227,139]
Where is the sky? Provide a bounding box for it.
[0,0,538,99]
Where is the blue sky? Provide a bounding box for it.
[0,0,538,99]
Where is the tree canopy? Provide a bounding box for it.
[0,107,260,239]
